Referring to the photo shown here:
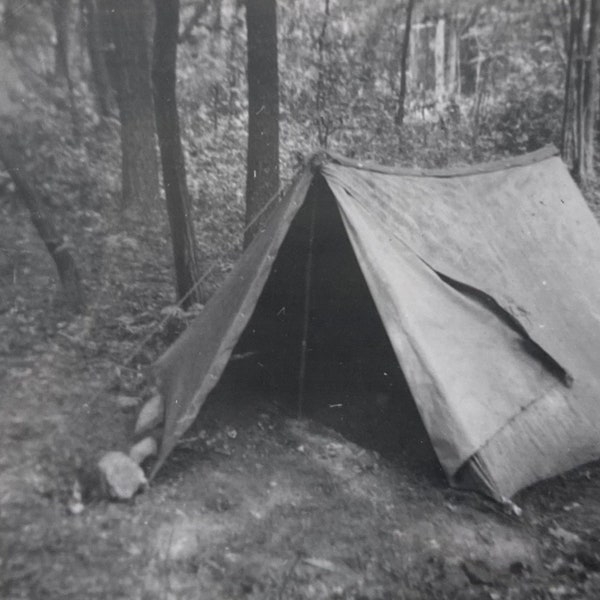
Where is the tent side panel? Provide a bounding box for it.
[458,382,600,498]
[150,170,314,476]
[323,155,600,498]
[327,176,574,486]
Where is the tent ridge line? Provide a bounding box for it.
[321,145,560,178]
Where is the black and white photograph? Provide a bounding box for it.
[1,1,600,598]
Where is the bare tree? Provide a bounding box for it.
[244,0,280,247]
[315,0,330,146]
[395,0,415,126]
[81,0,115,117]
[51,0,80,139]
[562,0,600,183]
[153,0,202,307]
[106,0,160,208]
[0,140,84,311]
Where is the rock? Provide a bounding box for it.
[68,501,85,515]
[97,451,147,500]
[134,394,164,435]
[67,479,85,515]
[501,497,523,517]
[129,437,158,465]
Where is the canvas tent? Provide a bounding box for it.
[145,145,600,501]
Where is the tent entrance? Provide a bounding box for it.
[223,176,439,467]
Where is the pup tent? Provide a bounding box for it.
[142,145,600,501]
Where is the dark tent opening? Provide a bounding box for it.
[219,175,439,470]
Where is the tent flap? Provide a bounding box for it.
[150,169,314,477]
[432,268,573,388]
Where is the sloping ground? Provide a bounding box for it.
[2,340,600,600]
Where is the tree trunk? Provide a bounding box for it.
[574,0,586,179]
[315,0,331,147]
[434,16,445,105]
[561,0,577,157]
[226,0,245,119]
[0,140,85,311]
[564,0,600,183]
[152,0,202,307]
[107,0,160,208]
[81,0,115,117]
[51,0,81,140]
[447,18,458,97]
[583,0,600,178]
[395,0,415,126]
[244,0,280,247]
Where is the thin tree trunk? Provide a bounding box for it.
[395,0,415,126]
[574,0,586,180]
[434,16,445,105]
[153,0,202,307]
[51,0,81,140]
[107,0,160,208]
[315,0,330,147]
[0,141,84,311]
[583,0,600,178]
[226,0,245,119]
[210,0,224,132]
[561,0,577,157]
[447,17,458,96]
[244,0,280,247]
[82,0,115,117]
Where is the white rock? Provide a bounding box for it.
[97,451,147,500]
[134,394,164,435]
[68,501,85,515]
[129,437,158,465]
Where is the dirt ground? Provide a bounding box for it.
[2,199,600,600]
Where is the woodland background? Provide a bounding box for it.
[1,0,599,320]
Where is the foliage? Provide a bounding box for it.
[0,0,597,341]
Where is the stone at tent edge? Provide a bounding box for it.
[97,451,147,500]
[134,394,164,436]
[129,436,158,465]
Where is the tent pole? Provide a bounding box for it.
[297,197,318,417]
